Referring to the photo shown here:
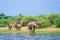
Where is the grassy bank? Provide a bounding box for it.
[0,27,60,34]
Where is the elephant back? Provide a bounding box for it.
[16,23,21,27]
[27,22,37,26]
[8,23,12,27]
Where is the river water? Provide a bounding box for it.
[0,33,60,40]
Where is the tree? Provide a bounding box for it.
[20,16,37,26]
[48,13,57,25]
[0,13,5,19]
[18,14,22,21]
[54,14,60,28]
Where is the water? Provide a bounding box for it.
[0,33,60,40]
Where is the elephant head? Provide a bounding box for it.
[27,22,41,32]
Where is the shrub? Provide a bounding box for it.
[40,21,51,28]
[54,16,60,28]
[20,16,37,26]
[0,19,8,27]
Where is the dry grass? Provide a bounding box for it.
[0,27,60,34]
[0,27,60,31]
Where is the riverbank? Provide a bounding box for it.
[0,27,60,34]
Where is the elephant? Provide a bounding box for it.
[27,22,41,32]
[15,22,21,30]
[8,23,13,30]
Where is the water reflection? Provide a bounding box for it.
[0,33,60,40]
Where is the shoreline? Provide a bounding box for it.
[0,27,60,34]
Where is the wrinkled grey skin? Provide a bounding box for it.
[27,22,40,32]
[8,23,13,30]
[15,22,21,30]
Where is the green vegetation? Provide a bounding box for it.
[0,12,60,34]
[0,28,60,34]
[0,13,60,28]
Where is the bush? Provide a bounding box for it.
[54,16,60,28]
[0,19,14,27]
[40,20,51,28]
[20,16,37,26]
[0,19,8,27]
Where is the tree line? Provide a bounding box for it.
[0,13,60,28]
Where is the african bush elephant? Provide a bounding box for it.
[8,23,13,30]
[27,22,41,32]
[15,22,21,30]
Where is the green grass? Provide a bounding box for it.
[35,29,60,34]
[0,29,60,34]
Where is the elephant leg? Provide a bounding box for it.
[17,27,20,30]
[9,26,12,30]
[28,25,32,33]
[16,26,21,30]
[32,26,35,32]
[17,27,19,30]
[28,25,32,31]
[18,27,21,30]
[20,27,21,30]
[9,27,11,30]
